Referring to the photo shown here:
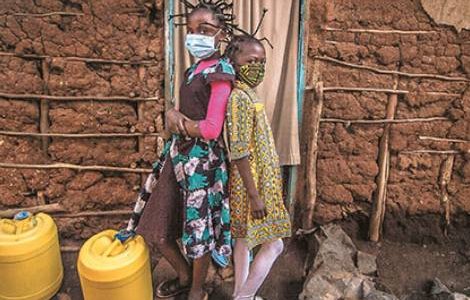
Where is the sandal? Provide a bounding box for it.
[155,278,190,298]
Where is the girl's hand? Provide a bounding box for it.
[249,193,267,220]
[166,108,188,135]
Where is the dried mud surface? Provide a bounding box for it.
[0,0,165,241]
[306,0,470,224]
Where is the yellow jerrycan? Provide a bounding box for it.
[77,229,152,300]
[0,211,63,300]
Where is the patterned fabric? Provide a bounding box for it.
[170,135,231,258]
[187,56,235,84]
[128,135,231,259]
[226,81,292,250]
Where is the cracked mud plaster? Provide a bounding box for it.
[0,0,166,241]
[308,0,470,224]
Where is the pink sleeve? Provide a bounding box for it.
[199,80,231,140]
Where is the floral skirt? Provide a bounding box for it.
[128,135,231,259]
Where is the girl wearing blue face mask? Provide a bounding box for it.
[125,1,235,299]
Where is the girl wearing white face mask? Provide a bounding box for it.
[125,1,236,300]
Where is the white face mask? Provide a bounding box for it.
[185,29,222,59]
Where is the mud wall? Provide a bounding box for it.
[2,0,470,245]
[0,0,165,242]
[304,0,470,226]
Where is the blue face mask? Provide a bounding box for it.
[185,30,221,59]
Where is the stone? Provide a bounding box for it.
[364,290,399,300]
[357,251,377,275]
[300,225,400,300]
[430,278,470,300]
[299,224,370,300]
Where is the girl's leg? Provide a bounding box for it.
[233,239,251,297]
[188,252,211,300]
[155,237,192,287]
[235,239,284,299]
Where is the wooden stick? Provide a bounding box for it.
[37,191,46,206]
[40,59,50,153]
[401,150,461,154]
[323,26,438,35]
[0,51,157,65]
[439,155,455,235]
[425,92,462,97]
[137,65,147,186]
[295,226,319,236]
[60,246,81,252]
[315,56,470,82]
[0,130,160,138]
[322,86,409,94]
[8,12,84,17]
[305,85,462,96]
[0,162,152,173]
[419,136,470,144]
[303,82,324,231]
[55,210,132,218]
[305,86,409,93]
[0,92,160,102]
[0,203,65,218]
[369,75,399,242]
[321,117,447,124]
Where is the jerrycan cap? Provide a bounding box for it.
[114,229,136,243]
[14,211,31,221]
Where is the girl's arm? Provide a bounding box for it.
[183,80,231,138]
[233,157,267,219]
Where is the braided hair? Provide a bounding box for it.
[225,9,272,63]
[171,0,235,33]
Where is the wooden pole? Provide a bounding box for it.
[321,87,409,94]
[369,75,399,242]
[60,246,81,252]
[0,92,160,102]
[40,59,51,153]
[302,82,324,231]
[315,56,470,82]
[0,162,152,173]
[419,136,470,144]
[9,12,84,17]
[0,130,160,138]
[322,26,438,35]
[321,117,447,125]
[137,57,148,186]
[0,203,65,218]
[0,52,157,65]
[401,150,461,155]
[439,155,455,235]
[54,210,132,218]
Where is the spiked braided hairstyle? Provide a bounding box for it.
[171,0,235,33]
[225,9,272,63]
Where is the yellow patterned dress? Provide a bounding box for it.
[226,81,291,249]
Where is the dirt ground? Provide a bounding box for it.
[55,213,469,300]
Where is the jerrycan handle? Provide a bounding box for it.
[101,229,136,257]
[115,229,136,243]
